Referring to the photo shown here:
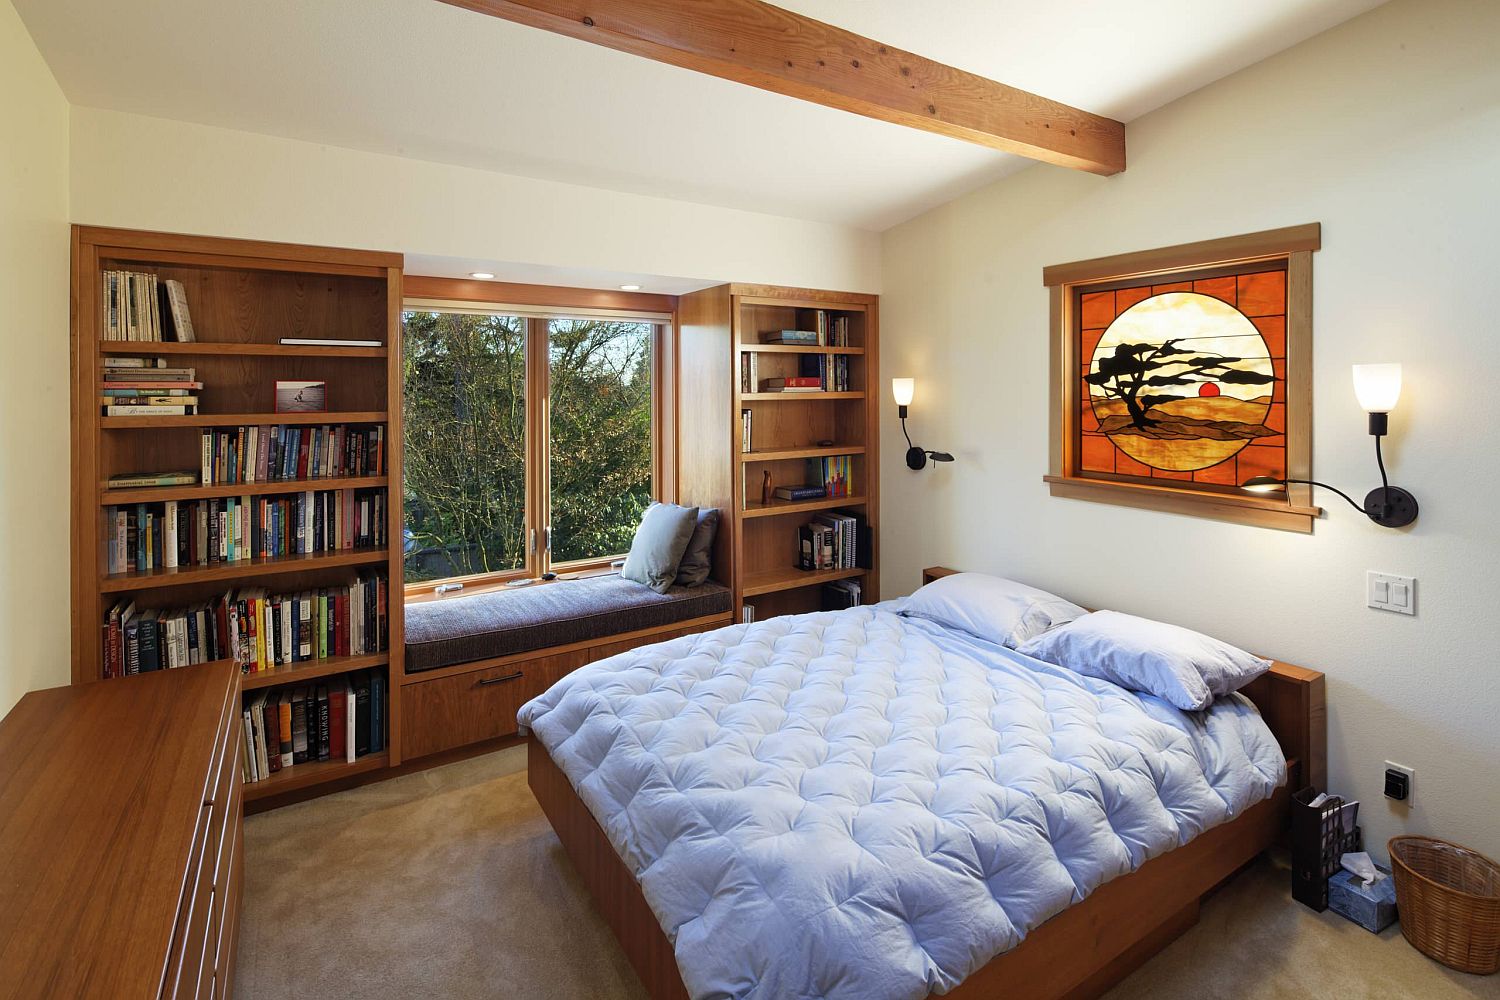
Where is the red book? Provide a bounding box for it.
[263,696,283,772]
[328,685,347,763]
[297,434,310,479]
[334,594,348,656]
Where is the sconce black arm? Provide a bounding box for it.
[1243,437,1417,527]
[899,408,953,471]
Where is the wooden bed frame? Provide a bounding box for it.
[527,566,1326,1000]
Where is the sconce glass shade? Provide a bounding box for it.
[891,378,915,407]
[1353,363,1401,413]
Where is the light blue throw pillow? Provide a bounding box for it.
[621,502,700,594]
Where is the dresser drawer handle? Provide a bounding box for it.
[475,671,523,687]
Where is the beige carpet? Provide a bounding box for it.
[237,747,1500,1000]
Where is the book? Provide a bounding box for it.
[761,330,818,345]
[343,679,356,762]
[290,688,309,764]
[369,671,385,753]
[773,485,827,501]
[106,470,197,489]
[102,356,168,369]
[353,674,371,756]
[276,691,294,768]
[762,377,821,389]
[279,337,382,348]
[104,405,193,416]
[315,685,331,762]
[740,408,752,453]
[163,279,196,342]
[329,684,348,765]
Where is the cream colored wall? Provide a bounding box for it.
[0,0,70,714]
[68,108,881,294]
[880,0,1500,859]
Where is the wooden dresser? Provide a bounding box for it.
[0,661,243,999]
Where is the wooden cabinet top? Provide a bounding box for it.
[0,662,238,999]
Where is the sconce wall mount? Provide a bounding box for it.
[892,377,953,471]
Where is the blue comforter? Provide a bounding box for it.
[518,605,1285,1000]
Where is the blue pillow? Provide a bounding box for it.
[621,502,700,594]
[1017,610,1271,711]
[901,572,1086,649]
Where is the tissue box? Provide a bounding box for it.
[1328,865,1398,932]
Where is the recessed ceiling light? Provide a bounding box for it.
[619,284,642,291]
[469,271,495,280]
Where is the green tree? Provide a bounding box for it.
[401,312,654,582]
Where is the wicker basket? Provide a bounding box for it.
[1389,836,1500,975]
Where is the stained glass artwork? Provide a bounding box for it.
[1077,267,1287,486]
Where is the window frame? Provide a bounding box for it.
[401,278,675,600]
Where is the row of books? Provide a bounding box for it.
[200,423,387,484]
[104,489,387,574]
[102,271,197,342]
[740,408,753,453]
[797,510,865,571]
[807,456,854,497]
[100,574,389,678]
[753,355,852,393]
[242,672,386,784]
[739,352,760,393]
[101,359,202,415]
[758,312,852,348]
[822,579,862,610]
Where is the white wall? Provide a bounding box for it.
[69,108,881,294]
[880,0,1500,858]
[0,0,70,714]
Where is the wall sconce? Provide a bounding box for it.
[1242,363,1418,527]
[893,377,954,471]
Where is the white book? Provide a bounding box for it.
[253,695,270,780]
[279,337,381,348]
[299,594,313,660]
[345,679,356,763]
[280,599,293,666]
[243,710,259,782]
[163,500,179,569]
[164,279,195,342]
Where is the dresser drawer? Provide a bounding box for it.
[164,803,215,999]
[402,650,586,759]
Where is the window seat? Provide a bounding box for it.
[404,574,733,674]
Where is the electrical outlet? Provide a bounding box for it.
[1367,571,1416,615]
[1385,760,1415,806]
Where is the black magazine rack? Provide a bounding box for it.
[1291,786,1363,910]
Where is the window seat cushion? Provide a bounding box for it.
[404,574,733,673]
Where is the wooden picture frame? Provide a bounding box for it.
[1043,224,1322,532]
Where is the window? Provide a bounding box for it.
[401,298,665,591]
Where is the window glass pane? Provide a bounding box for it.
[548,319,655,563]
[402,309,527,582]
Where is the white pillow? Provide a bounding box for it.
[1016,610,1271,711]
[901,572,1087,649]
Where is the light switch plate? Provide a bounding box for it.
[1367,571,1416,615]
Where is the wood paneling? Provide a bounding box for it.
[0,662,242,999]
[405,275,676,314]
[676,287,736,588]
[402,656,570,759]
[437,0,1125,174]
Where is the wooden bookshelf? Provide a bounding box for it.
[677,284,878,623]
[71,226,407,796]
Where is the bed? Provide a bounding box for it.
[518,567,1325,1000]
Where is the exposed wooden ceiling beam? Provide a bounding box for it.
[435,0,1126,175]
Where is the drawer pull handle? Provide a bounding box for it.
[476,671,523,687]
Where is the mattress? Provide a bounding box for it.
[518,604,1285,1000]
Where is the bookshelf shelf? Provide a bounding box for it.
[742,566,867,598]
[101,410,388,429]
[742,495,867,519]
[738,344,865,355]
[99,475,390,505]
[242,751,391,802]
[740,391,865,401]
[99,547,390,592]
[241,652,391,692]
[738,445,866,463]
[101,341,387,359]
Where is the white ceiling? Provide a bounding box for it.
[20,0,1384,234]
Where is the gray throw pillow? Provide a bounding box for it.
[674,508,720,587]
[621,502,700,594]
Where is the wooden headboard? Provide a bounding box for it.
[919,566,1327,792]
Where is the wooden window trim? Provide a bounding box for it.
[401,278,676,598]
[1044,225,1321,532]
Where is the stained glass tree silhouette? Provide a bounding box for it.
[1087,339,1276,431]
